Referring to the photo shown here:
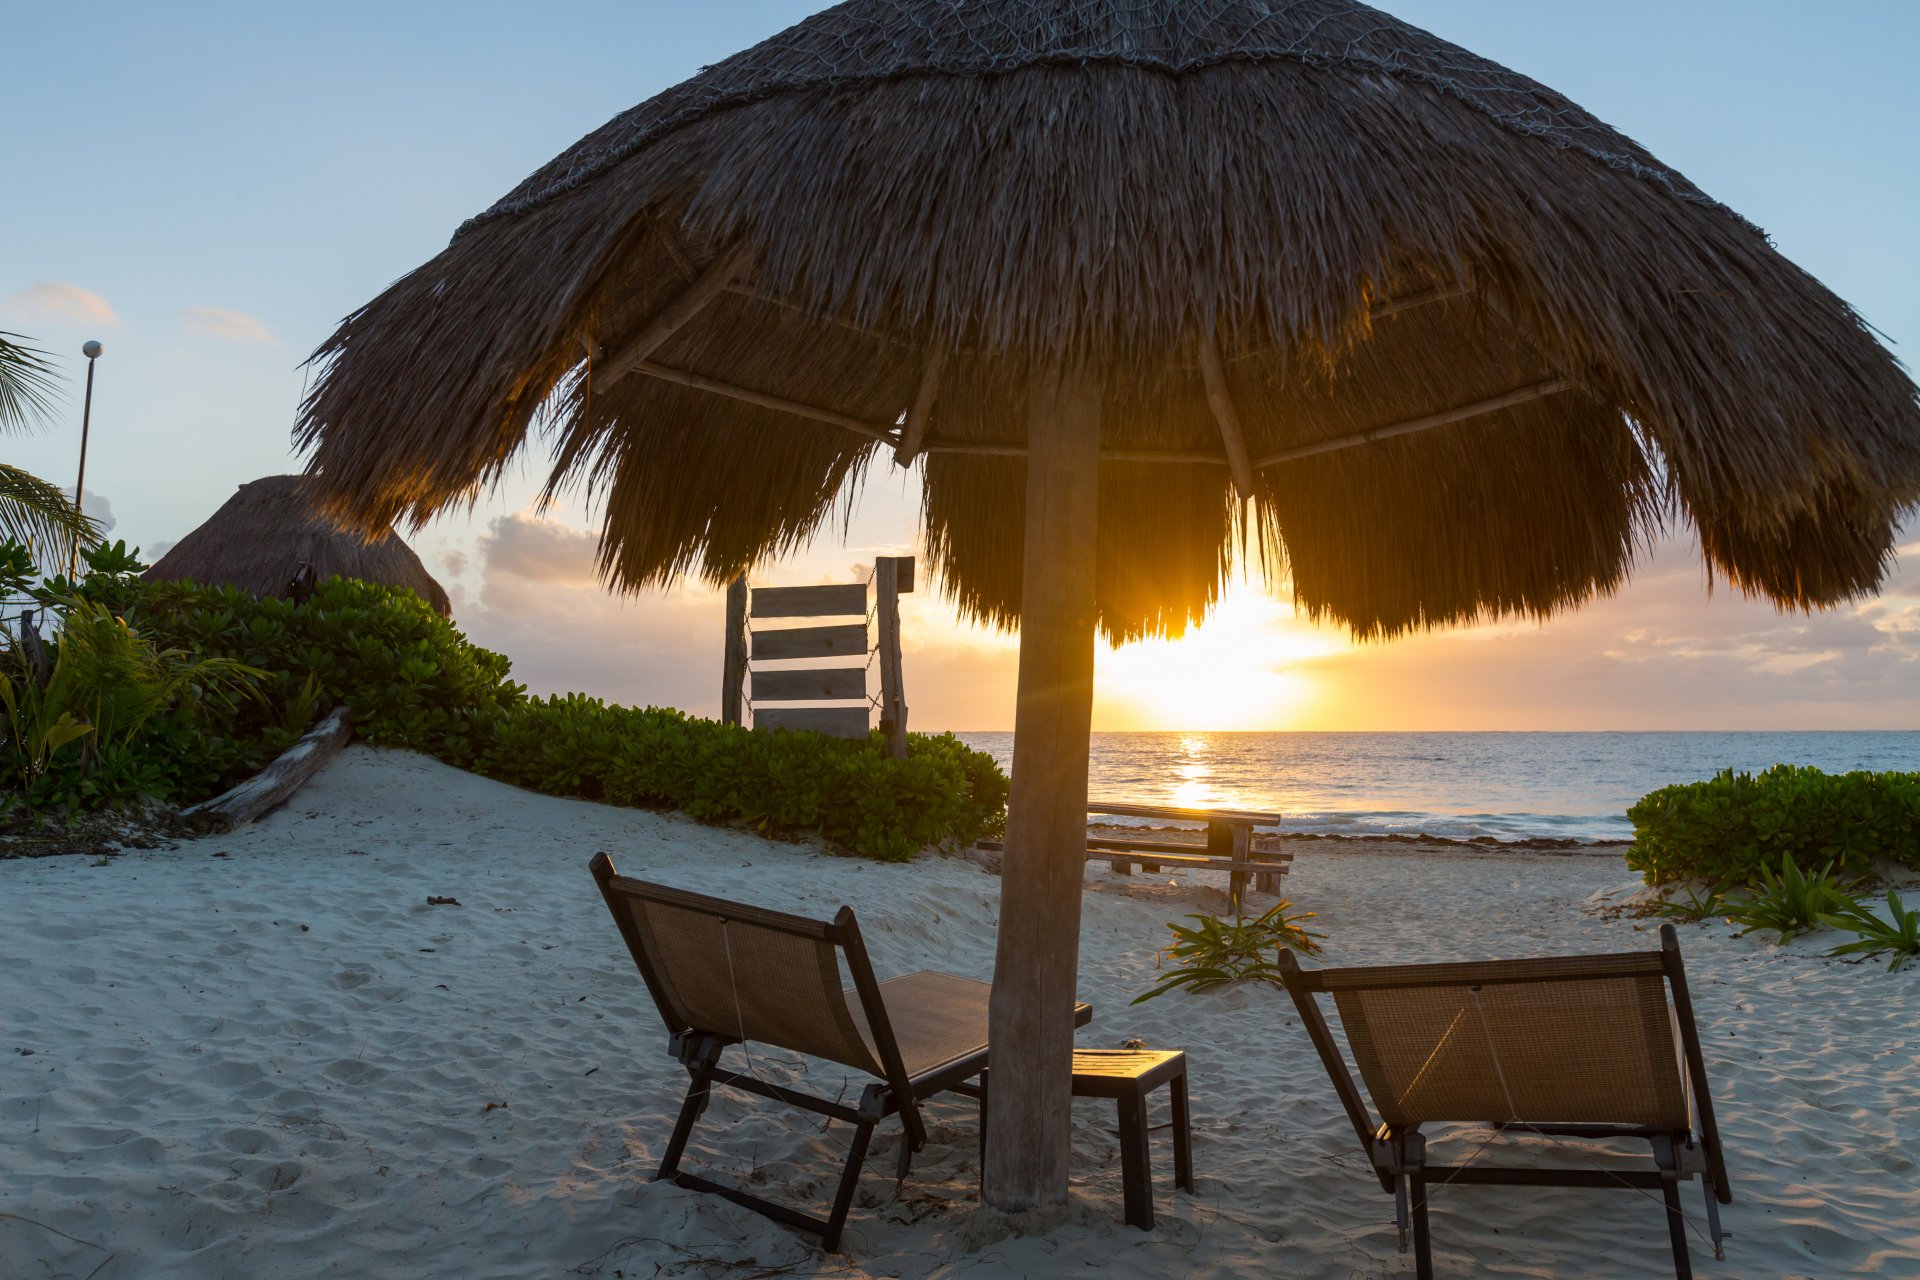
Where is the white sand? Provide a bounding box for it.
[3,746,1915,1279]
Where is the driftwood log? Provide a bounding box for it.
[180,706,352,834]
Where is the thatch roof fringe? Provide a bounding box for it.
[299,0,1920,641]
[459,0,1745,239]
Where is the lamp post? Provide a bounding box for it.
[69,339,102,576]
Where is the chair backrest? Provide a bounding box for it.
[1281,934,1700,1132]
[591,854,884,1077]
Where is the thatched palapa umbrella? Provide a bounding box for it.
[146,475,451,614]
[297,1,1920,1211]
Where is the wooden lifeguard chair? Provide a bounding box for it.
[720,556,913,758]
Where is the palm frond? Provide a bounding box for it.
[0,333,64,434]
[0,463,103,554]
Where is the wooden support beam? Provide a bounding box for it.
[1195,335,1257,499]
[893,350,946,468]
[721,575,748,726]
[925,441,1226,464]
[600,241,752,385]
[630,361,898,445]
[874,556,910,759]
[1252,378,1572,469]
[985,360,1102,1211]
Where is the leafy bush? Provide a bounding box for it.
[1626,765,1920,887]
[1721,853,1856,944]
[1822,890,1920,972]
[6,541,1009,858]
[1133,902,1323,1003]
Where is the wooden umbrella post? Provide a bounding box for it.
[984,360,1102,1211]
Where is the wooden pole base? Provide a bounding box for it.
[982,360,1102,1210]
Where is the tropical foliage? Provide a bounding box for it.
[1720,853,1856,945]
[1822,890,1920,972]
[0,332,100,551]
[1132,901,1323,1003]
[3,542,1008,859]
[1626,765,1920,887]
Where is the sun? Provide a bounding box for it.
[1094,582,1347,731]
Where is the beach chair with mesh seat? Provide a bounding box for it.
[590,852,1092,1250]
[1276,923,1731,1280]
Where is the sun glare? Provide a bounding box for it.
[1094,583,1347,731]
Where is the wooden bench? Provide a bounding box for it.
[975,840,1293,913]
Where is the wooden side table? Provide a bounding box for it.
[981,1047,1194,1229]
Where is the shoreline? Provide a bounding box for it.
[1089,821,1630,858]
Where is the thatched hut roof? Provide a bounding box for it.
[297,0,1919,640]
[145,475,451,615]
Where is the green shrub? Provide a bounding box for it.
[8,542,1009,859]
[1626,764,1920,887]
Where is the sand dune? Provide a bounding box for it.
[2,746,1914,1278]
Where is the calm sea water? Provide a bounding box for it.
[954,731,1920,843]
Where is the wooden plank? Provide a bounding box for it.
[1088,800,1281,824]
[973,840,1294,870]
[753,705,871,739]
[721,575,748,726]
[180,707,352,833]
[1095,851,1291,871]
[750,623,867,660]
[751,582,868,618]
[875,556,909,759]
[750,665,868,702]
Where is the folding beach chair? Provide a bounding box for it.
[590,852,1091,1250]
[1277,923,1731,1279]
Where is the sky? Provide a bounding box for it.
[4,1,1917,732]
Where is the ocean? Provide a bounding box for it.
[953,731,1920,843]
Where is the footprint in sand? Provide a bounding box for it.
[328,968,374,990]
[216,1128,269,1155]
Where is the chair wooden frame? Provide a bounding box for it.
[1277,924,1731,1279]
[591,853,1090,1250]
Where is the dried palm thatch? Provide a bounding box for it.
[144,475,451,615]
[297,0,1918,644]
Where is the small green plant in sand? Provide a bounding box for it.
[1133,901,1323,1003]
[1721,853,1854,944]
[1647,884,1728,923]
[1821,890,1920,972]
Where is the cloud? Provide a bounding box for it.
[63,488,116,534]
[180,306,279,346]
[1296,533,1920,729]
[478,512,602,587]
[2,282,119,328]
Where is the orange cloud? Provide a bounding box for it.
[2,281,119,328]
